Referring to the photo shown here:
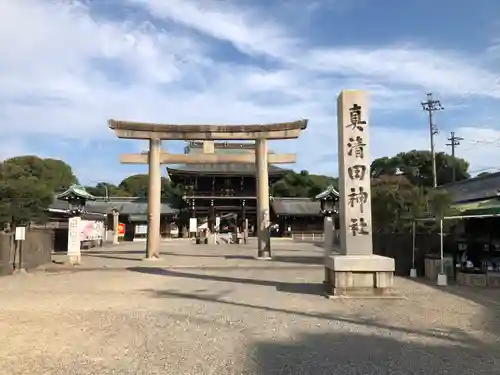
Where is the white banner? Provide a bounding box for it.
[189,218,198,233]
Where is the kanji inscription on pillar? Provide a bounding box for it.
[337,91,373,255]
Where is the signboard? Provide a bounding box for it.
[189,218,198,233]
[117,223,125,236]
[15,226,26,241]
[79,220,104,241]
[135,224,147,234]
[67,217,81,256]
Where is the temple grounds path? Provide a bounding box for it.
[1,240,500,374]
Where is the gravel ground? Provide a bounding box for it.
[2,241,500,374]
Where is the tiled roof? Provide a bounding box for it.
[271,197,322,216]
[441,172,500,203]
[167,163,288,176]
[56,185,96,201]
[50,197,178,215]
[314,185,340,200]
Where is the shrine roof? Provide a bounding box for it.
[56,185,96,201]
[314,185,340,200]
[50,197,178,215]
[167,163,288,177]
[271,197,322,217]
[440,172,500,203]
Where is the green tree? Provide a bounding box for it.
[371,175,424,233]
[371,150,469,187]
[271,170,337,198]
[371,174,455,234]
[118,174,181,200]
[119,174,150,197]
[0,156,78,228]
[2,156,77,192]
[0,175,53,227]
[84,182,131,198]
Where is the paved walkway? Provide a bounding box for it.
[2,240,500,374]
[48,238,325,271]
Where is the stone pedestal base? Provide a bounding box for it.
[68,254,81,265]
[436,273,448,286]
[324,255,395,297]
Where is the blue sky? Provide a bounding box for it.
[1,0,500,184]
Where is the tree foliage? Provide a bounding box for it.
[371,174,456,233]
[117,174,182,201]
[2,156,77,192]
[84,182,132,198]
[0,156,76,227]
[271,170,337,198]
[371,175,425,233]
[371,150,469,187]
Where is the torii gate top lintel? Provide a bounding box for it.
[108,119,308,140]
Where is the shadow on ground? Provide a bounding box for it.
[143,286,486,347]
[82,250,324,265]
[409,278,500,337]
[129,267,325,296]
[248,330,499,374]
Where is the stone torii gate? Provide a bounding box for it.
[108,120,308,259]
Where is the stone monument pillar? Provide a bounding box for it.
[67,216,81,264]
[146,138,161,259]
[243,218,249,245]
[323,215,334,283]
[256,139,271,258]
[324,90,395,296]
[112,210,119,245]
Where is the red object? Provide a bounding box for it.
[117,223,125,236]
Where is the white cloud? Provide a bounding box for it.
[0,0,499,183]
[130,0,500,99]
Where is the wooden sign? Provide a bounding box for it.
[15,226,26,241]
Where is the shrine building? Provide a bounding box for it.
[167,141,323,235]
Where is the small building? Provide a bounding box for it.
[438,172,500,286]
[270,197,323,237]
[87,197,178,240]
[48,185,107,251]
[439,172,500,241]
[49,192,178,243]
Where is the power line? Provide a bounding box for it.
[446,131,463,182]
[421,93,444,187]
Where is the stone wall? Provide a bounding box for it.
[0,233,14,276]
[0,228,54,275]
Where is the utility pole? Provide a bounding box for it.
[421,93,444,187]
[446,131,463,182]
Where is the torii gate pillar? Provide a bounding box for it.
[147,138,161,259]
[256,139,271,258]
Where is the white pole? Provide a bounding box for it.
[437,218,447,286]
[440,219,444,273]
[410,221,417,278]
